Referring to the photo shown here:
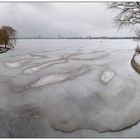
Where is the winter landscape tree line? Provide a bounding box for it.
[1,2,140,52]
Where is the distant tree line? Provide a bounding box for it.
[16,36,140,40]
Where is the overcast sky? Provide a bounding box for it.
[0,2,137,37]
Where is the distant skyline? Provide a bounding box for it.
[0,2,138,37]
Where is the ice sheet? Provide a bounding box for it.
[0,39,139,137]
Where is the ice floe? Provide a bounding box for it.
[101,70,114,83]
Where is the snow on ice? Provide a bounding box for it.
[31,74,67,87]
[0,39,140,137]
[101,70,114,83]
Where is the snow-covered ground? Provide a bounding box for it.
[0,39,140,137]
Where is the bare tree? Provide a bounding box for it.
[0,26,16,49]
[109,2,140,28]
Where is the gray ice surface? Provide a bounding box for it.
[0,39,139,137]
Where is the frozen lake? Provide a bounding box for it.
[0,39,140,137]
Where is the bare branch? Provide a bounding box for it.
[109,2,140,27]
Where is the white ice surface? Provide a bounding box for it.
[101,70,114,83]
[0,39,139,137]
[5,62,21,68]
[31,74,67,87]
[134,54,140,65]
[5,59,29,68]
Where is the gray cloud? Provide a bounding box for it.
[0,2,136,37]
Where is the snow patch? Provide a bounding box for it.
[47,76,137,133]
[31,74,67,87]
[101,70,114,83]
[24,67,41,74]
[23,59,65,74]
[33,56,41,59]
[5,60,28,68]
[5,62,21,68]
